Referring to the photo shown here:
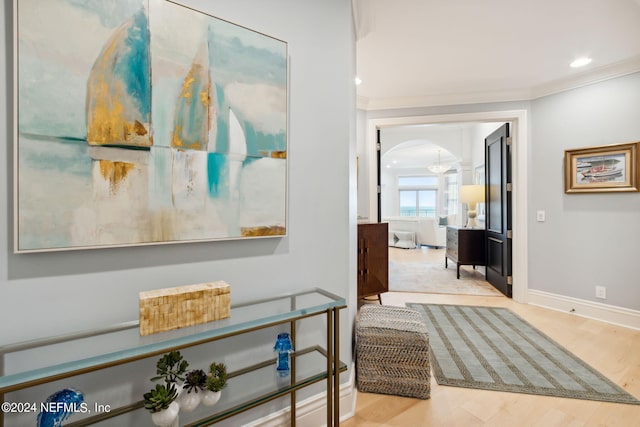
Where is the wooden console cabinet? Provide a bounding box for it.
[445,226,486,279]
[357,223,388,302]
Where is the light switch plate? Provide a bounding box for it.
[536,210,546,222]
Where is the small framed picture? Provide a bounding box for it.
[564,142,639,193]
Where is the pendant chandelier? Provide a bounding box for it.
[427,150,450,174]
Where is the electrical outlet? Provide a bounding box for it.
[595,286,606,299]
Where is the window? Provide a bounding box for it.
[398,176,438,217]
[445,172,458,215]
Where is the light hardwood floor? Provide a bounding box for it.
[344,247,640,426]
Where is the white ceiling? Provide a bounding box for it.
[354,0,640,110]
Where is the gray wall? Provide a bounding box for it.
[1,0,356,424]
[529,72,640,309]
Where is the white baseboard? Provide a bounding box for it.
[245,364,357,427]
[528,289,640,331]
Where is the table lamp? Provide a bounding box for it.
[459,184,485,228]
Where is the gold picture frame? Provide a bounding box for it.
[564,142,639,193]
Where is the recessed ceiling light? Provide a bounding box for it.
[570,57,592,68]
[355,76,362,85]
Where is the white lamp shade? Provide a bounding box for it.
[460,184,485,228]
[459,185,485,207]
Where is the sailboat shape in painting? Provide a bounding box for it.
[171,41,217,152]
[86,9,152,149]
[228,107,247,200]
[169,42,218,211]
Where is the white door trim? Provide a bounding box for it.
[366,110,529,302]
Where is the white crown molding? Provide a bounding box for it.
[352,0,375,41]
[530,55,640,99]
[358,56,640,111]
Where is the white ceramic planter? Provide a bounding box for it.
[150,401,179,427]
[201,390,222,406]
[178,390,201,412]
[172,382,184,396]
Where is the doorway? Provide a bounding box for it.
[365,110,529,303]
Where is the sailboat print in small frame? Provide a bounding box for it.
[564,142,639,193]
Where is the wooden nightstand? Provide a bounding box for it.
[445,226,486,279]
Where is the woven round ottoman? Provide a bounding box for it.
[356,304,431,399]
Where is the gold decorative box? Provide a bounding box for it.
[139,281,231,336]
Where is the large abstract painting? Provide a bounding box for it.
[15,0,288,252]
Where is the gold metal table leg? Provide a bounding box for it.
[291,319,296,426]
[1,354,4,427]
[326,308,334,425]
[333,307,340,426]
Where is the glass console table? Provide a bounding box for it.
[0,288,347,426]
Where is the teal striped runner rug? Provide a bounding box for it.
[407,303,640,405]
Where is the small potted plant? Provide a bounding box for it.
[151,351,189,394]
[201,362,228,406]
[143,383,179,427]
[178,369,207,412]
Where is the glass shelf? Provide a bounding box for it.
[0,288,346,394]
[62,347,347,426]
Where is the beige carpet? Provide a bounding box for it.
[389,259,502,296]
[408,303,640,405]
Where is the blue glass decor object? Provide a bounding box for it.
[37,388,85,427]
[273,332,294,377]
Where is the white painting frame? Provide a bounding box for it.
[14,0,289,253]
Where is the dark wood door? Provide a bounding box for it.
[485,124,512,297]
